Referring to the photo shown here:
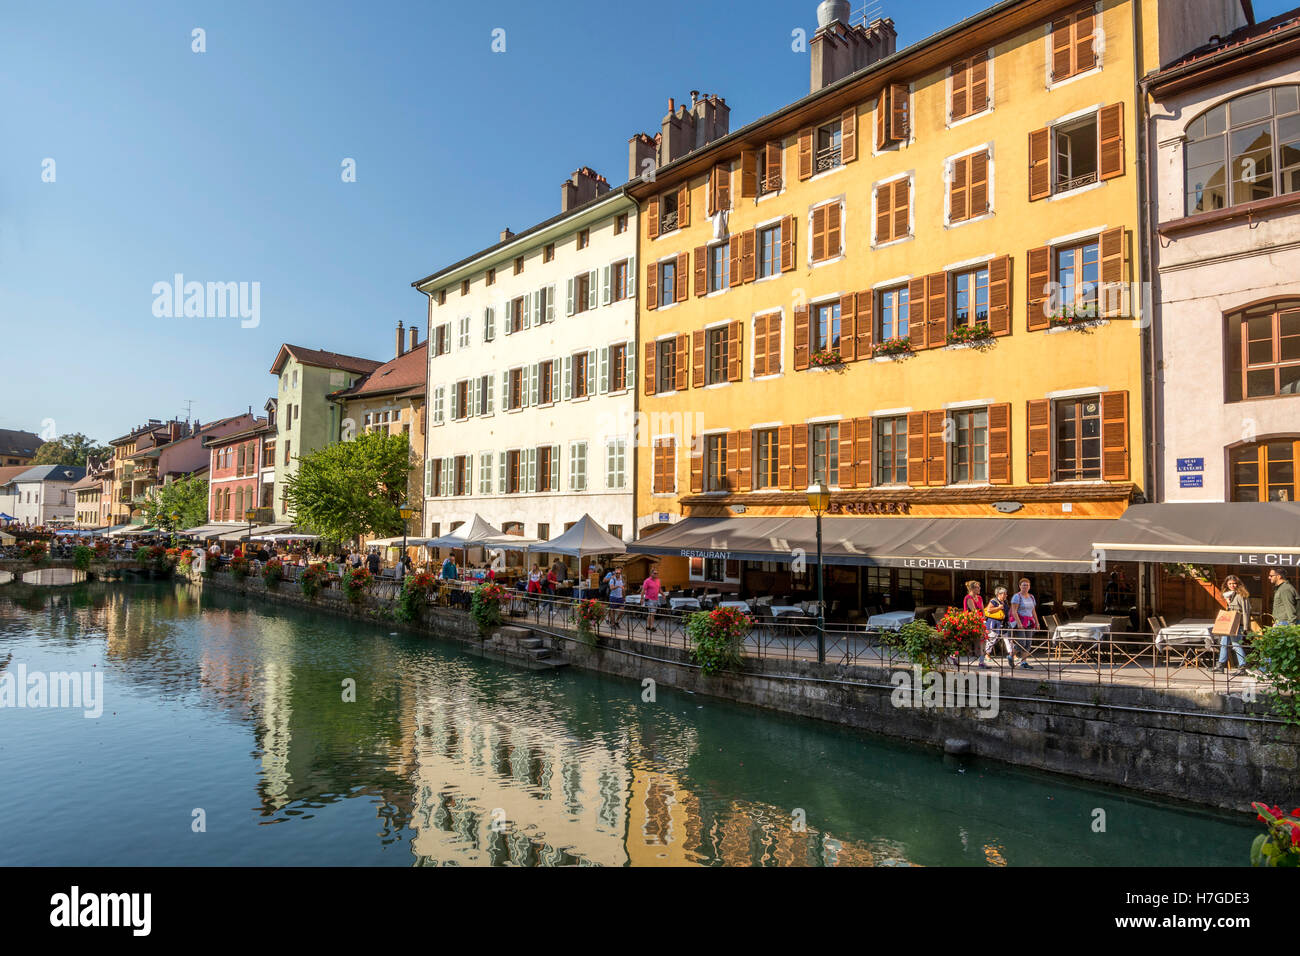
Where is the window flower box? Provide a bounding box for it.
[1049,306,1101,329]
[946,324,995,347]
[872,337,914,359]
[810,349,844,368]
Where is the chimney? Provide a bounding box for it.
[395,320,406,359]
[500,227,514,242]
[810,15,897,93]
[408,325,419,352]
[561,166,610,212]
[628,132,657,182]
[652,92,731,169]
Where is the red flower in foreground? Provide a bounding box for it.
[1292,808,1300,818]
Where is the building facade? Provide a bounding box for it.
[414,169,638,547]
[4,465,85,527]
[207,419,274,525]
[0,429,44,467]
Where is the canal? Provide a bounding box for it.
[0,582,1256,866]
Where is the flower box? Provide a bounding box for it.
[872,337,914,358]
[810,349,844,368]
[946,324,994,346]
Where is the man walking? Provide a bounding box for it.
[1271,569,1298,627]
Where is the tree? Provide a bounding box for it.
[283,431,412,545]
[140,475,210,531]
[32,433,111,467]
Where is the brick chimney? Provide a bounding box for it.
[408,325,419,352]
[810,16,897,93]
[628,93,730,180]
[500,227,515,242]
[561,167,611,212]
[395,320,406,359]
[628,132,657,182]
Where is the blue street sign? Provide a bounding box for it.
[1180,475,1204,488]
[1177,458,1205,473]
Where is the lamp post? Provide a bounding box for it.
[806,481,831,664]
[399,505,414,567]
[245,509,256,550]
[169,510,180,548]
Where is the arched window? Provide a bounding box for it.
[1226,300,1300,401]
[1184,85,1300,215]
[1230,438,1299,502]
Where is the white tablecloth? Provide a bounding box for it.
[771,604,809,618]
[1155,623,1215,650]
[669,597,701,611]
[717,600,752,611]
[1052,623,1108,643]
[867,610,915,630]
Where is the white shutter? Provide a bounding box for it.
[485,375,494,415]
[442,458,453,496]
[499,452,507,493]
[521,293,532,329]
[533,289,544,324]
[552,358,562,401]
[433,386,445,425]
[625,340,635,390]
[527,448,537,493]
[550,444,560,491]
[585,349,596,396]
[546,284,556,323]
[628,256,637,297]
[451,384,460,421]
[566,277,576,316]
[424,458,433,497]
[599,346,610,394]
[601,265,612,306]
[465,455,472,492]
[563,355,573,400]
[587,270,598,311]
[529,363,539,406]
[484,306,495,342]
[470,378,479,418]
[504,299,513,336]
[501,371,510,411]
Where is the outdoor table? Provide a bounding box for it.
[1155,622,1215,651]
[624,593,644,606]
[867,610,914,630]
[717,600,752,612]
[669,597,701,611]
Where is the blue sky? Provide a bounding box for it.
[0,0,1287,443]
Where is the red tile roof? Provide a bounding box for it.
[333,343,427,399]
[1158,6,1300,72]
[270,344,384,376]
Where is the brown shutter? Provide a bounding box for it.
[647,196,660,237]
[838,423,855,488]
[1101,391,1130,481]
[793,304,810,370]
[1074,11,1097,74]
[1099,102,1125,181]
[811,205,827,262]
[674,334,689,391]
[826,202,841,259]
[741,229,757,283]
[988,255,1012,336]
[798,127,814,180]
[740,149,757,198]
[925,272,948,349]
[1051,17,1073,81]
[907,277,928,350]
[727,320,743,382]
[841,107,858,162]
[853,417,872,488]
[875,184,892,243]
[925,410,948,486]
[970,53,988,114]
[675,251,689,302]
[768,312,783,373]
[692,329,706,388]
[988,402,1012,484]
[690,434,703,493]
[765,139,782,191]
[729,235,742,286]
[753,315,768,377]
[1027,245,1051,331]
[716,162,731,211]
[951,59,969,121]
[875,88,889,151]
[907,411,927,487]
[855,290,873,359]
[890,83,909,141]
[950,155,969,223]
[693,245,708,297]
[738,429,752,492]
[839,293,856,361]
[725,431,739,492]
[1029,127,1051,201]
[651,442,664,494]
[792,425,808,491]
[646,262,658,311]
[970,149,989,216]
[777,425,793,489]
[644,342,657,396]
[1100,227,1130,318]
[1027,399,1052,483]
[892,178,910,240]
[706,166,718,217]
[780,215,794,274]
[678,183,691,228]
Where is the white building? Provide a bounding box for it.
[3,465,85,527]
[413,168,638,551]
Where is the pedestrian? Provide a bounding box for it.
[1215,575,1251,672]
[606,568,626,626]
[527,564,543,608]
[981,587,1009,669]
[544,565,557,596]
[642,566,663,632]
[366,549,380,575]
[964,581,987,665]
[1008,578,1038,668]
[1270,569,1298,626]
[440,555,458,580]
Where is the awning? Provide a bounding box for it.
[629,515,1116,573]
[219,523,290,543]
[181,524,222,537]
[424,514,504,548]
[1092,502,1300,567]
[527,513,626,558]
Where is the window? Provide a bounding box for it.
[506,450,522,494]
[478,452,493,494]
[879,285,909,342]
[283,440,291,466]
[483,305,495,342]
[454,455,471,496]
[486,268,495,287]
[1050,7,1097,83]
[509,296,526,333]
[708,242,729,293]
[758,223,781,278]
[437,290,447,305]
[1055,240,1100,316]
[706,327,729,385]
[815,120,842,172]
[950,408,988,483]
[758,141,782,194]
[704,435,728,492]
[876,416,908,485]
[1231,439,1299,502]
[1227,300,1300,401]
[612,260,629,302]
[615,213,628,235]
[606,439,627,489]
[572,352,590,399]
[949,149,990,222]
[1184,86,1300,215]
[537,445,555,491]
[537,523,550,543]
[508,368,524,411]
[814,301,841,353]
[810,202,842,263]
[608,524,623,540]
[1055,115,1099,193]
[514,256,524,275]
[542,243,554,263]
[652,438,676,495]
[461,279,470,296]
[575,272,591,313]
[876,83,910,148]
[875,178,910,243]
[577,228,590,250]
[951,266,990,330]
[949,53,990,122]
[659,260,676,308]
[569,442,587,491]
[457,314,471,348]
[609,343,628,391]
[434,323,450,356]
[811,423,839,486]
[537,361,555,405]
[1055,398,1102,480]
[655,339,677,393]
[660,190,679,234]
[753,312,782,377]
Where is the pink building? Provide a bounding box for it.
[207,419,274,523]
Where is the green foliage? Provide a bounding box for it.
[22,541,48,566]
[1250,803,1300,866]
[72,545,93,571]
[896,619,952,673]
[262,559,284,589]
[283,431,412,545]
[341,566,372,604]
[395,571,437,622]
[1250,625,1300,725]
[299,564,326,599]
[686,607,751,676]
[470,582,505,636]
[31,433,110,467]
[140,475,210,532]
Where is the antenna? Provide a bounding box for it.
[181,399,194,423]
[857,1,884,26]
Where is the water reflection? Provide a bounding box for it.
[21,568,87,586]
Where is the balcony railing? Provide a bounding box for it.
[1056,171,1099,194]
[658,210,679,234]
[759,174,782,195]
[815,146,842,173]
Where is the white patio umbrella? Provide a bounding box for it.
[526,514,627,559]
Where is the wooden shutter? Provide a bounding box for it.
[1101,391,1130,481]
[841,107,858,162]
[727,321,742,382]
[1100,227,1130,318]
[741,229,757,283]
[875,87,889,150]
[925,272,948,349]
[738,429,752,492]
[950,155,970,223]
[892,178,910,240]
[875,184,892,243]
[644,343,656,396]
[889,83,909,141]
[1099,103,1125,181]
[777,425,793,489]
[740,149,757,198]
[753,315,768,377]
[907,411,927,487]
[793,304,810,370]
[729,236,742,286]
[715,162,731,212]
[780,215,794,273]
[692,329,706,388]
[970,53,989,114]
[674,334,689,391]
[1074,10,1097,74]
[675,251,689,302]
[988,402,1012,485]
[838,424,856,488]
[647,196,659,237]
[693,245,708,297]
[1027,399,1052,483]
[839,293,856,362]
[798,128,814,180]
[678,183,691,228]
[1029,127,1051,201]
[988,255,1012,336]
[765,140,782,190]
[646,262,658,311]
[690,435,704,494]
[951,59,969,121]
[767,312,782,374]
[907,277,928,350]
[1027,245,1051,331]
[970,149,989,216]
[853,417,872,488]
[1051,16,1073,81]
[925,410,947,486]
[725,431,739,492]
[855,290,873,359]
[826,202,841,259]
[811,205,827,262]
[792,425,809,491]
[707,166,718,216]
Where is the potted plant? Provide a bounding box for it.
[1049,304,1100,328]
[262,558,284,588]
[686,606,753,675]
[872,337,914,358]
[341,565,372,603]
[299,563,327,599]
[936,607,985,663]
[810,349,844,369]
[946,324,994,346]
[22,540,48,566]
[574,598,606,644]
[230,554,251,580]
[1250,803,1300,866]
[396,571,437,622]
[72,545,93,572]
[470,580,507,637]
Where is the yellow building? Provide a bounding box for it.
[628,0,1252,620]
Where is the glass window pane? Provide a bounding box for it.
[1230,89,1274,127]
[1277,86,1300,116]
[1231,122,1275,203]
[1205,104,1228,136]
[1246,369,1275,397]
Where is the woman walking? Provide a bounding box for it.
[1008,578,1038,668]
[1216,575,1251,673]
[981,587,1008,669]
[964,581,987,665]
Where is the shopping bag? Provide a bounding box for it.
[1211,608,1242,636]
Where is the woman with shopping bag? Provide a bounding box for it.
[1214,575,1251,672]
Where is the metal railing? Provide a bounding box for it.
[1056,171,1099,193]
[815,146,841,173]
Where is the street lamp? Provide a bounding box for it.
[245,509,256,550]
[806,481,831,664]
[169,510,180,548]
[399,504,414,566]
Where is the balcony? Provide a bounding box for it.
[815,145,842,174]
[658,210,679,235]
[1057,171,1098,194]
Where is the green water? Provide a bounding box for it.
[0,583,1256,866]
